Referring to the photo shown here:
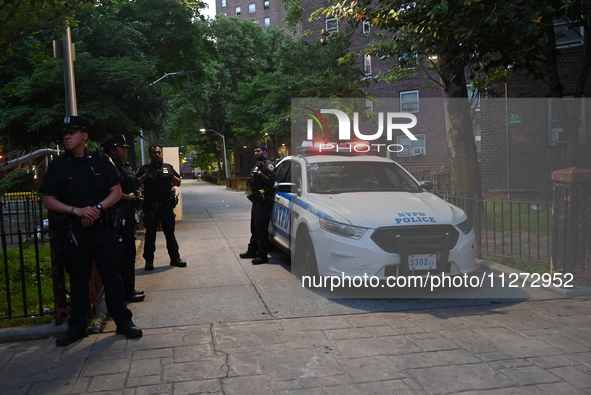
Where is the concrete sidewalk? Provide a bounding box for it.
[1,180,590,394]
[2,298,590,394]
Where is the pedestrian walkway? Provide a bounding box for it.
[1,180,590,394]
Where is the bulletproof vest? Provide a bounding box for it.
[142,163,175,202]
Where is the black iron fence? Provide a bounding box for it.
[434,191,552,264]
[0,188,577,322]
[0,192,53,321]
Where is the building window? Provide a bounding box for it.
[467,84,480,109]
[264,0,270,9]
[364,54,372,76]
[249,3,256,14]
[325,18,338,34]
[554,19,584,48]
[235,6,241,16]
[221,0,226,7]
[362,20,371,34]
[548,96,586,145]
[397,134,426,157]
[400,91,419,113]
[264,17,271,28]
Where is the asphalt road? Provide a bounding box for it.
[129,180,561,330]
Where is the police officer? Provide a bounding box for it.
[101,134,144,303]
[239,144,276,264]
[136,144,186,270]
[40,116,142,347]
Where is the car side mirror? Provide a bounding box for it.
[419,181,433,191]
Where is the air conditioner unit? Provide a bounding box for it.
[412,147,424,156]
[550,129,565,144]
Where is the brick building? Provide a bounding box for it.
[215,0,289,30]
[479,43,590,199]
[215,2,589,197]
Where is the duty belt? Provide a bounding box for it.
[146,200,169,209]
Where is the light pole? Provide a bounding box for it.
[149,70,198,86]
[200,128,230,180]
[139,71,198,164]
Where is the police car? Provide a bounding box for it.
[270,143,477,280]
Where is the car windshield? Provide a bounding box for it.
[307,161,420,194]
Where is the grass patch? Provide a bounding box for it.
[481,201,551,235]
[0,243,54,326]
[481,255,550,275]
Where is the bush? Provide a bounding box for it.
[1,168,35,192]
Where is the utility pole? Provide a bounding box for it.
[53,26,77,116]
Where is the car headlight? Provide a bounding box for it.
[457,217,472,235]
[319,218,368,239]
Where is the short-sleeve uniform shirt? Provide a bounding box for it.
[39,148,121,207]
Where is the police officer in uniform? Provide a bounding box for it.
[101,134,144,303]
[136,144,186,270]
[239,144,276,264]
[40,116,142,347]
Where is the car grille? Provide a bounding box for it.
[370,225,460,254]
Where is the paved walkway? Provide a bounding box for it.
[1,181,590,394]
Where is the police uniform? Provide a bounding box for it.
[101,134,143,302]
[39,126,138,344]
[136,161,184,269]
[243,157,276,263]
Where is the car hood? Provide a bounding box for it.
[307,191,465,228]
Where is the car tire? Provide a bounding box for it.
[295,228,319,278]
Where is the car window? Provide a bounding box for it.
[290,162,302,189]
[307,161,420,194]
[275,160,291,183]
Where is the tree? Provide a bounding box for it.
[0,0,101,59]
[229,32,369,149]
[0,0,209,164]
[314,0,591,195]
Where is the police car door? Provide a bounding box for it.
[271,160,296,251]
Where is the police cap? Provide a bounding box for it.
[62,116,92,133]
[101,134,129,151]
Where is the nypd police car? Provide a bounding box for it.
[270,145,477,280]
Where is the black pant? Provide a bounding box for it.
[118,211,137,298]
[247,201,273,257]
[66,225,133,332]
[143,204,180,262]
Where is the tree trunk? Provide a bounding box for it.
[439,58,483,198]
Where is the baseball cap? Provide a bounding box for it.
[62,116,92,133]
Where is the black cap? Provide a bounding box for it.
[101,134,129,150]
[62,116,92,133]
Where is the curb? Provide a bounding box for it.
[476,259,591,298]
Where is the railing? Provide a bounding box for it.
[434,191,552,264]
[1,192,53,321]
[0,192,104,324]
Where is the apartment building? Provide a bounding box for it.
[215,0,288,29]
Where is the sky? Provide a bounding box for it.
[202,0,216,19]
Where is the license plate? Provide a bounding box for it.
[409,254,437,270]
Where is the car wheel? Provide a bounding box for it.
[295,228,319,278]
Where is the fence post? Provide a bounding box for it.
[551,167,591,280]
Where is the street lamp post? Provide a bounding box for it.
[200,128,230,180]
[139,71,198,164]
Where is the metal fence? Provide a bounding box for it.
[0,192,53,321]
[0,189,556,321]
[434,191,552,264]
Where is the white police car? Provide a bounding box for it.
[270,146,477,279]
